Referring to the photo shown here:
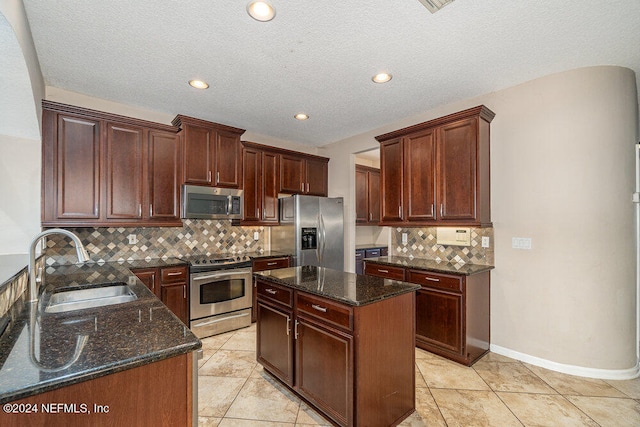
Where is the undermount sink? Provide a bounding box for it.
[45,283,138,313]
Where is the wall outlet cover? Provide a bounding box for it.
[402,233,408,245]
[253,231,260,241]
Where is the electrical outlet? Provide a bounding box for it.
[402,233,408,245]
[127,234,137,245]
[481,236,490,248]
[253,231,260,241]
[128,276,137,285]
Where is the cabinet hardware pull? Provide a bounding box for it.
[398,206,402,219]
[138,204,142,217]
[440,204,444,217]
[149,204,153,216]
[431,204,434,217]
[294,319,299,339]
[267,262,277,266]
[301,182,305,192]
[311,304,327,313]
[265,288,277,295]
[306,182,309,192]
[216,172,220,184]
[208,171,212,183]
[286,316,291,336]
[378,269,389,273]
[425,277,440,282]
[263,208,266,218]
[369,212,372,221]
[183,286,186,298]
[167,272,182,276]
[256,208,259,217]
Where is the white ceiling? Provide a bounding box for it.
[17,0,640,146]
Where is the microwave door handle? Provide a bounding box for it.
[227,195,233,216]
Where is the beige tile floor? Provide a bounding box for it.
[198,324,640,426]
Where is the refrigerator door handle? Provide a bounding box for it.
[316,215,321,262]
[319,213,326,263]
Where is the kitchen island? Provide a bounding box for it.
[254,266,420,427]
[0,261,201,426]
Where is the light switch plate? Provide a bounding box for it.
[436,227,471,246]
[481,236,490,248]
[253,231,260,241]
[512,237,532,249]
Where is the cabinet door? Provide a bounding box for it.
[133,268,160,298]
[405,129,436,222]
[105,123,144,219]
[355,168,368,224]
[183,124,213,185]
[279,154,305,194]
[437,117,477,221]
[368,169,380,223]
[54,114,101,220]
[214,129,242,188]
[148,130,181,221]
[262,151,280,222]
[305,157,328,196]
[380,138,404,222]
[161,282,188,325]
[415,287,462,355]
[296,317,353,426]
[242,147,261,222]
[257,302,294,386]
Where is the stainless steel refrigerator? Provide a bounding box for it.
[272,195,344,271]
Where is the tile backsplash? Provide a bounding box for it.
[391,227,494,266]
[44,219,267,265]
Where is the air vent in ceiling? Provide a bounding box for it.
[417,0,455,13]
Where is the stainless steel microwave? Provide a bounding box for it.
[181,185,243,219]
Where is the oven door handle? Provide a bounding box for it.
[191,271,249,282]
[192,312,250,328]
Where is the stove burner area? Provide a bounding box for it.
[187,255,252,272]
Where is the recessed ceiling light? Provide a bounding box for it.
[294,113,309,120]
[247,1,276,22]
[189,79,209,89]
[372,73,392,84]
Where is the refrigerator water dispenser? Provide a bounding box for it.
[301,228,317,250]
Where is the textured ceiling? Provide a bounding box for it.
[19,0,640,146]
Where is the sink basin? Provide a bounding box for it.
[45,283,138,313]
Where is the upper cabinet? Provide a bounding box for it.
[278,152,328,196]
[355,165,380,225]
[376,106,495,227]
[172,115,245,189]
[41,101,182,227]
[242,142,279,225]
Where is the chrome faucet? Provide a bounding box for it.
[28,228,90,303]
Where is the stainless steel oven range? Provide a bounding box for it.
[188,255,253,338]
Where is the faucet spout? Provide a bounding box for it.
[28,228,90,303]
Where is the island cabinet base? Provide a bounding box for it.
[257,280,415,427]
[1,353,194,427]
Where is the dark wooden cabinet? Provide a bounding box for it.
[41,101,182,227]
[42,112,101,221]
[256,277,415,427]
[355,165,380,225]
[365,261,490,366]
[251,256,291,322]
[172,115,245,189]
[278,152,328,196]
[376,105,495,227]
[242,142,280,225]
[132,264,189,325]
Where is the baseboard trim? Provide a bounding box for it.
[489,344,640,380]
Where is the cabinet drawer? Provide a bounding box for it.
[253,257,290,272]
[161,266,188,284]
[407,270,462,292]
[296,293,353,331]
[257,280,293,308]
[364,248,383,258]
[364,262,405,281]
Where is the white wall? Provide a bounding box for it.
[324,66,639,377]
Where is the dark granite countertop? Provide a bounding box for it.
[365,256,494,276]
[0,261,201,404]
[355,244,388,251]
[255,266,420,307]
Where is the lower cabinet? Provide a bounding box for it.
[365,262,490,366]
[251,256,291,322]
[132,264,189,325]
[256,278,415,427]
